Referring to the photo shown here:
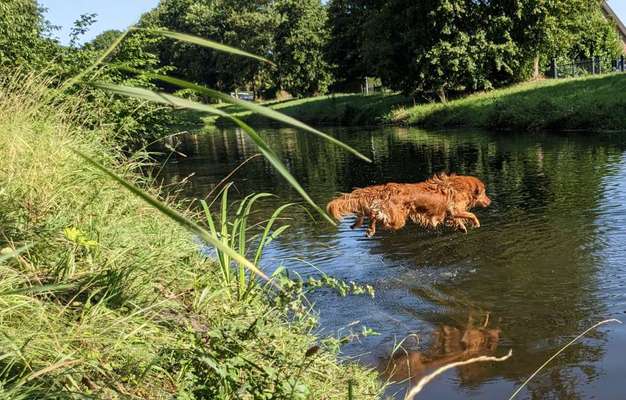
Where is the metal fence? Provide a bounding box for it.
[549,56,626,79]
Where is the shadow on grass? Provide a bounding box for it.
[214,93,412,127]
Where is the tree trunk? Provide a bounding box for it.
[533,56,540,80]
[437,87,447,104]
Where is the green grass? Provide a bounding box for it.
[389,74,626,131]
[0,75,381,398]
[213,93,411,127]
[212,74,626,132]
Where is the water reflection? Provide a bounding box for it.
[159,126,626,399]
[381,313,501,387]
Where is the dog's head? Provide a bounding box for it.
[450,176,491,208]
[468,177,491,208]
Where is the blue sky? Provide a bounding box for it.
[40,0,626,45]
[39,0,159,44]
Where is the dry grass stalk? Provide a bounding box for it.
[508,318,622,400]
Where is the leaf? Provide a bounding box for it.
[89,83,336,225]
[134,72,371,162]
[133,28,275,66]
[0,245,32,264]
[0,284,77,297]
[72,148,278,287]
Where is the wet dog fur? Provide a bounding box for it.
[326,173,491,237]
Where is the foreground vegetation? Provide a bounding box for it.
[0,76,380,398]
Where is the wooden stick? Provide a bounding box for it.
[404,350,513,400]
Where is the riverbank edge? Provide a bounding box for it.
[0,78,381,397]
[210,74,626,133]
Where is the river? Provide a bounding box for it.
[160,125,626,399]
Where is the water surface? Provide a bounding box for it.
[160,126,626,399]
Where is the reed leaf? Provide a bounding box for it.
[89,83,335,225]
[72,149,276,287]
[134,72,371,162]
[133,28,274,65]
[61,30,130,91]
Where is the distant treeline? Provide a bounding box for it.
[1,0,622,134]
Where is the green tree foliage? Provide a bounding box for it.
[0,0,47,67]
[362,1,518,100]
[325,0,376,91]
[142,0,278,95]
[510,0,623,78]
[341,0,622,99]
[86,30,124,52]
[142,0,332,97]
[273,0,333,96]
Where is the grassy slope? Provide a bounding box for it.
[212,93,411,127]
[389,74,626,131]
[213,74,626,132]
[0,77,380,399]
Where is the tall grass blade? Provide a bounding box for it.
[135,73,371,162]
[507,319,621,400]
[72,149,276,287]
[61,30,130,91]
[134,28,275,66]
[253,203,294,265]
[0,283,76,297]
[88,83,336,224]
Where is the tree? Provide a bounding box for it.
[509,0,622,79]
[0,0,45,67]
[142,0,334,97]
[326,0,378,91]
[359,0,621,99]
[363,0,518,100]
[141,0,279,95]
[273,0,333,96]
[87,30,124,52]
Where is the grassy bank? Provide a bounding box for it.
[214,74,626,132]
[213,93,411,127]
[389,74,626,131]
[0,76,380,398]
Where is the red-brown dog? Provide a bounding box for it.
[326,173,491,237]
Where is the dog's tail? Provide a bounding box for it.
[326,195,364,221]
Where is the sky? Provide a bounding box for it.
[39,0,626,46]
[39,0,159,44]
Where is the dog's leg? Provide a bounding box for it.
[366,215,377,237]
[351,215,364,229]
[453,218,468,233]
[455,211,480,228]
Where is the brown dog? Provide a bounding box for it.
[326,173,491,237]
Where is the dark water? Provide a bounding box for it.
[160,126,626,399]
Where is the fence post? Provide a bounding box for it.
[551,58,558,79]
[591,56,596,75]
[621,55,625,72]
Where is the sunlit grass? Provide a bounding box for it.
[389,74,626,131]
[0,74,381,398]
